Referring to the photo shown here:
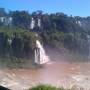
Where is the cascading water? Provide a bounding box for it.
[34,40,50,64]
[30,18,35,29]
[37,18,41,27]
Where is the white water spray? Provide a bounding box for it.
[34,40,50,64]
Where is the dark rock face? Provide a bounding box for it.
[0,86,10,90]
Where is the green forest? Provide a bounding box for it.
[0,8,90,59]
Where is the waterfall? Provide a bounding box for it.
[30,18,35,29]
[37,18,41,27]
[34,40,50,64]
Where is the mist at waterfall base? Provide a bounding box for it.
[34,39,90,66]
[0,38,89,70]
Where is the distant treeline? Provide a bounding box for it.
[0,8,90,57]
[0,8,90,33]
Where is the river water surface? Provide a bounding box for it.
[0,47,90,90]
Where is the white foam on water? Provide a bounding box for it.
[71,74,90,89]
[72,75,84,82]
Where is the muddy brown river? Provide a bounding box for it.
[0,47,90,90]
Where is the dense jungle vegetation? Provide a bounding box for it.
[0,8,90,59]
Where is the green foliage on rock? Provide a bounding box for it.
[0,8,90,55]
[0,27,36,59]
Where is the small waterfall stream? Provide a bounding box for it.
[30,18,35,29]
[34,40,50,64]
